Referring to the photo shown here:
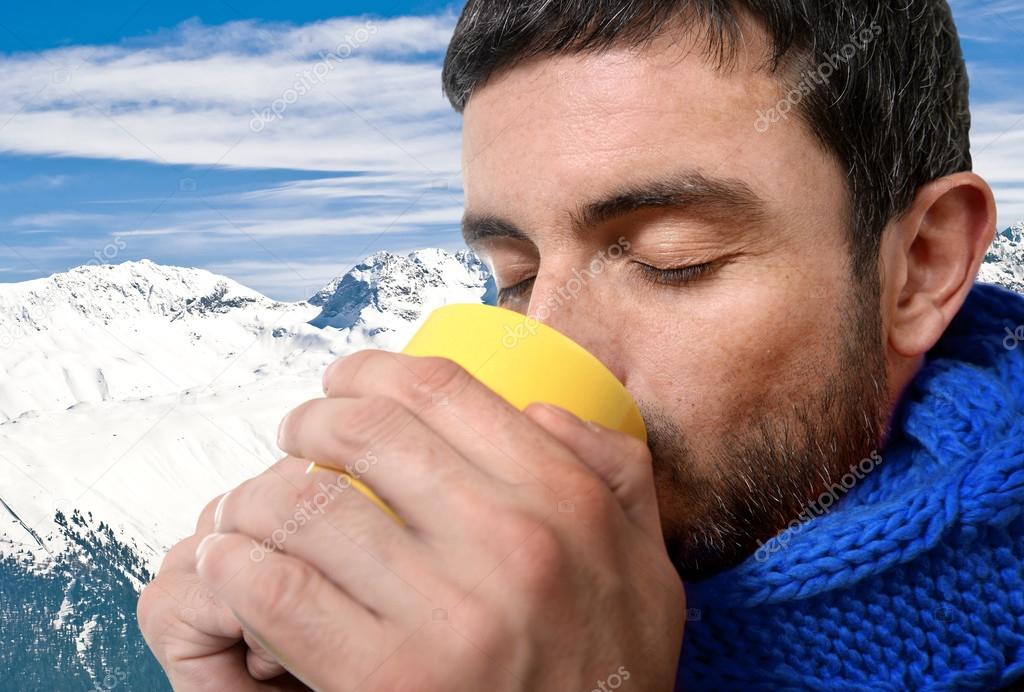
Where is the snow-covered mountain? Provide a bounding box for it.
[0,260,314,423]
[0,249,492,559]
[0,253,492,424]
[309,248,495,350]
[0,249,492,690]
[979,222,1024,294]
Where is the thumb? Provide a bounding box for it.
[524,402,661,532]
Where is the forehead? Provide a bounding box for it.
[459,29,843,228]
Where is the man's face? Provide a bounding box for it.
[460,26,889,578]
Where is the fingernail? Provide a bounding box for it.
[276,413,291,450]
[213,492,231,530]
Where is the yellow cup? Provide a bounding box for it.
[309,303,646,523]
[402,303,646,442]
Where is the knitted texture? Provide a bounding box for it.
[677,282,1024,691]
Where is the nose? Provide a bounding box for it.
[525,265,629,384]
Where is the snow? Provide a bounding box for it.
[0,250,492,571]
[75,616,97,655]
[308,248,493,351]
[51,590,75,630]
[0,259,320,423]
[978,222,1024,294]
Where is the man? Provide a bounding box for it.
[138,1,1024,689]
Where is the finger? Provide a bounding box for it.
[244,629,287,681]
[276,395,495,531]
[138,536,258,690]
[320,351,584,488]
[196,531,387,691]
[521,404,685,601]
[523,403,661,532]
[195,493,226,535]
[140,535,244,649]
[196,455,305,537]
[141,474,316,692]
[212,457,437,619]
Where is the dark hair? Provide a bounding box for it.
[441,1,972,275]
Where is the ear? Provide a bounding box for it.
[880,172,997,358]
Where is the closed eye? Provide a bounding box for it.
[496,276,536,305]
[632,260,718,286]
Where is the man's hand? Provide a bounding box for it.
[137,467,309,690]
[198,350,686,689]
[147,350,686,690]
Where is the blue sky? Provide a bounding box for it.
[0,1,1021,300]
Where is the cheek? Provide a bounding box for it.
[621,264,846,436]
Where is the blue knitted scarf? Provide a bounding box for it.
[677,282,1024,690]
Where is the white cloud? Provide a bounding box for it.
[11,211,109,227]
[971,102,1024,229]
[111,203,466,239]
[0,9,1019,295]
[950,0,1024,41]
[0,174,70,192]
[0,15,462,176]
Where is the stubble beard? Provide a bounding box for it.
[646,278,890,581]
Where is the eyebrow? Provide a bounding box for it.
[461,169,769,246]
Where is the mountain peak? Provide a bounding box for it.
[0,259,276,330]
[307,248,494,348]
[979,222,1024,294]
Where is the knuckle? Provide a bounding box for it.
[137,573,196,640]
[210,486,245,532]
[294,475,390,554]
[324,350,373,393]
[160,534,201,571]
[136,582,162,636]
[446,472,500,523]
[451,592,507,654]
[278,399,317,449]
[407,357,469,405]
[194,537,235,584]
[619,432,653,463]
[344,395,410,441]
[385,435,454,486]
[251,559,313,621]
[290,473,338,525]
[505,522,565,594]
[322,356,345,392]
[333,507,388,553]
